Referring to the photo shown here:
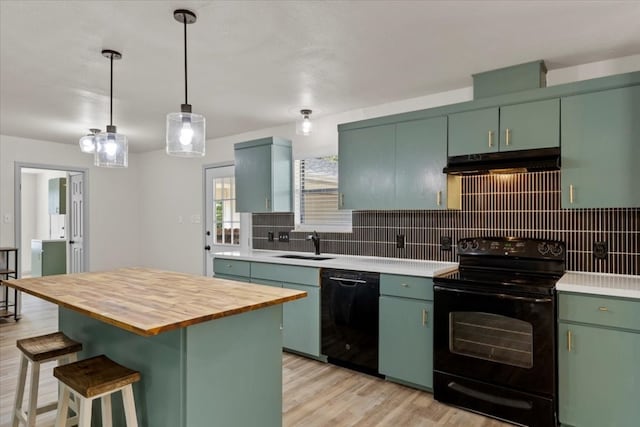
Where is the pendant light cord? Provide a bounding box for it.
[109,53,114,126]
[183,13,188,105]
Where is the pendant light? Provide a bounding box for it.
[79,128,101,154]
[296,109,312,136]
[95,49,128,168]
[166,9,205,157]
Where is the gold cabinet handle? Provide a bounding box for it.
[436,191,442,206]
[569,185,575,204]
[567,330,573,352]
[505,128,511,146]
[265,197,270,210]
[422,309,428,326]
[401,283,409,288]
[598,306,609,312]
[339,192,345,208]
[488,131,494,148]
[226,264,232,268]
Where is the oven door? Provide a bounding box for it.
[433,285,556,396]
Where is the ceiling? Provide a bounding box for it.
[1,1,639,153]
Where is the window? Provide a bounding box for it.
[294,156,352,232]
[213,176,240,245]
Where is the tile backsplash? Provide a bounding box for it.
[253,171,639,275]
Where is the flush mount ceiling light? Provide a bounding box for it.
[95,49,128,168]
[296,109,313,136]
[166,9,206,157]
[79,128,101,154]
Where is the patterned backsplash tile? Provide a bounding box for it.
[253,171,639,275]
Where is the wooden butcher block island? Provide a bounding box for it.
[4,267,307,427]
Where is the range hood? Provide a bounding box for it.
[443,147,560,175]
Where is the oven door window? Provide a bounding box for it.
[449,312,533,369]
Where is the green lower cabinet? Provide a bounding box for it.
[558,322,640,427]
[282,283,320,357]
[379,296,433,389]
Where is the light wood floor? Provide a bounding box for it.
[1,294,510,427]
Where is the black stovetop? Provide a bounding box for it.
[434,237,566,297]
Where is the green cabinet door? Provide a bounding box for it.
[282,283,320,357]
[561,85,640,208]
[558,323,640,427]
[395,117,448,209]
[499,98,559,152]
[234,137,292,213]
[448,107,499,156]
[338,124,395,209]
[379,296,433,389]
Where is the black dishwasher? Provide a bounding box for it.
[321,269,380,376]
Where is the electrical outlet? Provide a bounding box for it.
[396,234,405,249]
[278,232,290,243]
[593,241,608,260]
[441,236,452,251]
[267,231,274,242]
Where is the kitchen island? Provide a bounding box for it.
[3,267,306,427]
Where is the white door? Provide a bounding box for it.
[204,165,251,277]
[68,172,85,273]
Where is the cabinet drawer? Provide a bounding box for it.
[213,258,251,278]
[559,293,640,332]
[380,274,433,300]
[251,262,319,286]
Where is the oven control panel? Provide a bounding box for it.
[457,237,565,259]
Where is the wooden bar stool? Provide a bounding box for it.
[54,355,141,427]
[12,331,83,427]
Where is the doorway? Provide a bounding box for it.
[15,163,89,277]
[203,163,251,277]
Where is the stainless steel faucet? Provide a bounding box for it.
[306,231,321,255]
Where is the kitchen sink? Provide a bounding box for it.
[276,254,334,261]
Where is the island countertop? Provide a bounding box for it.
[3,267,306,337]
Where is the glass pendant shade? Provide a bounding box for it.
[296,109,313,136]
[95,126,128,168]
[166,110,206,157]
[79,128,101,154]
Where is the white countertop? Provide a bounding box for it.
[557,271,640,299]
[214,249,458,278]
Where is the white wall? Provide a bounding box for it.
[136,54,640,275]
[2,55,639,276]
[20,174,37,271]
[0,135,141,272]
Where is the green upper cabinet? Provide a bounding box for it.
[448,99,559,156]
[338,118,449,210]
[395,117,448,209]
[561,85,640,208]
[234,137,292,213]
[48,177,66,214]
[448,107,499,156]
[338,124,395,210]
[499,98,559,152]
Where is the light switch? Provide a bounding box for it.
[191,214,201,224]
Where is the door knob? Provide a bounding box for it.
[204,245,211,251]
[69,240,75,244]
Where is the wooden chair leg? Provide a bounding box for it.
[122,385,138,427]
[54,385,70,427]
[101,394,113,427]
[77,396,92,427]
[11,354,28,427]
[26,361,41,427]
